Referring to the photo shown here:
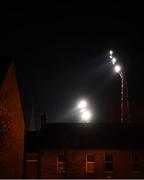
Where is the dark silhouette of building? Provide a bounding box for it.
[29,103,36,131]
[0,62,25,178]
[40,112,48,130]
[24,123,144,179]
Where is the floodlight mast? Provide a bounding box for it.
[109,50,130,124]
[119,71,130,124]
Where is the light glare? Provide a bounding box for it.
[80,110,92,122]
[79,108,86,113]
[77,100,87,109]
[114,65,121,73]
[109,50,113,55]
[112,58,116,65]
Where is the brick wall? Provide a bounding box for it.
[25,149,144,179]
[0,64,25,178]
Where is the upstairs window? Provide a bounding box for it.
[86,154,96,173]
[131,153,141,173]
[104,154,114,172]
[57,155,65,173]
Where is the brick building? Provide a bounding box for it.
[0,62,25,178]
[24,123,144,179]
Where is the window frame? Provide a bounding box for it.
[104,154,114,173]
[131,153,141,174]
[86,154,96,173]
[57,154,65,173]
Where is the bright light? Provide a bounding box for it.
[114,65,121,73]
[77,100,87,109]
[109,55,113,59]
[112,58,116,65]
[76,99,93,123]
[79,108,86,113]
[109,50,113,55]
[80,110,92,122]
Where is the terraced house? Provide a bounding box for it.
[24,123,144,179]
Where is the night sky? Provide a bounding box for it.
[0,4,144,129]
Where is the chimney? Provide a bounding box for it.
[40,112,48,130]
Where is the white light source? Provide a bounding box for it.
[77,100,87,109]
[114,65,121,73]
[80,110,92,122]
[76,99,93,123]
[112,58,116,65]
[109,50,113,55]
[79,108,86,113]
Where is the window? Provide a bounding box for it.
[131,153,141,173]
[86,154,95,173]
[57,155,65,173]
[104,154,113,172]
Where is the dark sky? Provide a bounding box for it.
[0,4,144,129]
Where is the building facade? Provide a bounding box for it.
[0,63,25,178]
[25,149,144,179]
[24,123,144,179]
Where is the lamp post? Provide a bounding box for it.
[109,51,129,124]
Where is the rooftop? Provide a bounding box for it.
[26,123,144,152]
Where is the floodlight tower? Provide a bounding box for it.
[109,50,130,124]
[77,99,93,123]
